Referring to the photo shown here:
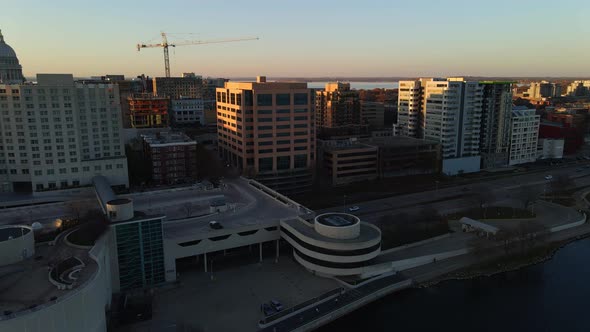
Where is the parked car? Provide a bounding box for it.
[545,175,553,180]
[209,221,223,230]
[348,206,360,212]
[261,303,275,316]
[270,300,284,312]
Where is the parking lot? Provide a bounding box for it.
[145,255,340,332]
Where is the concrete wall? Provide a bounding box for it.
[0,226,34,266]
[549,214,586,233]
[0,234,112,332]
[442,156,481,175]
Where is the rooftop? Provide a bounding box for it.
[361,135,440,148]
[316,213,359,227]
[163,178,306,240]
[142,132,196,146]
[282,218,380,244]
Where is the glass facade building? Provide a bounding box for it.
[115,218,165,291]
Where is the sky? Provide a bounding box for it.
[2,0,590,78]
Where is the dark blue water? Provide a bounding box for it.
[320,239,590,332]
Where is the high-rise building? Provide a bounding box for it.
[480,82,513,168]
[422,78,483,175]
[509,108,540,165]
[395,80,423,138]
[565,80,590,97]
[315,82,359,128]
[0,30,24,84]
[0,74,129,193]
[360,101,385,129]
[216,76,315,194]
[315,82,368,139]
[153,76,203,99]
[128,93,169,128]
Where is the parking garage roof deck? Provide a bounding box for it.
[162,178,306,240]
[282,218,380,244]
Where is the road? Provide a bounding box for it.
[319,163,590,224]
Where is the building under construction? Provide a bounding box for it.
[128,93,169,128]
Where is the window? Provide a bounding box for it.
[277,156,290,170]
[259,157,273,171]
[257,94,273,106]
[276,94,290,106]
[294,154,307,168]
[294,93,308,105]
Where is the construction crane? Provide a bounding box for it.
[137,32,259,77]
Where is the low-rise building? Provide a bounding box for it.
[361,136,441,178]
[171,98,205,125]
[509,108,540,165]
[142,132,197,185]
[319,140,378,186]
[538,138,565,159]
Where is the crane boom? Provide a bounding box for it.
[136,32,259,77]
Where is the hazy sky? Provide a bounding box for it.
[2,0,589,78]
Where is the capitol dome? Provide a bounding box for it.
[0,29,24,84]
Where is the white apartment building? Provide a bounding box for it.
[509,108,540,166]
[422,78,483,175]
[0,74,129,193]
[171,98,205,125]
[395,80,422,138]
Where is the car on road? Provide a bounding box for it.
[270,300,284,312]
[348,206,360,212]
[545,175,553,180]
[209,221,223,230]
[261,303,275,316]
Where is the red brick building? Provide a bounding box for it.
[142,132,197,185]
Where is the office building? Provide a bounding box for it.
[538,138,564,159]
[0,30,24,84]
[128,93,169,128]
[153,75,203,99]
[216,76,315,194]
[0,74,129,193]
[171,97,205,125]
[509,108,540,165]
[142,132,197,185]
[480,82,513,168]
[566,80,590,97]
[360,101,385,129]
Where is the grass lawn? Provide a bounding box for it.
[446,206,535,220]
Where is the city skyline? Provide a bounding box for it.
[2,0,589,78]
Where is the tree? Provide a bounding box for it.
[550,174,574,194]
[515,185,540,211]
[182,202,194,218]
[496,229,516,256]
[472,185,496,218]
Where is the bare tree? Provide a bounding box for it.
[515,185,540,211]
[182,202,194,218]
[472,185,496,218]
[550,174,574,194]
[496,229,516,256]
[66,200,93,221]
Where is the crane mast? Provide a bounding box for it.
[137,32,258,77]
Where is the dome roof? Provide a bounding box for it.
[0,30,17,58]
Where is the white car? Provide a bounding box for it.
[545,175,553,180]
[348,206,360,212]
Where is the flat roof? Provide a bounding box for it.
[323,143,376,152]
[361,136,440,148]
[282,218,380,244]
[163,178,304,240]
[316,214,358,227]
